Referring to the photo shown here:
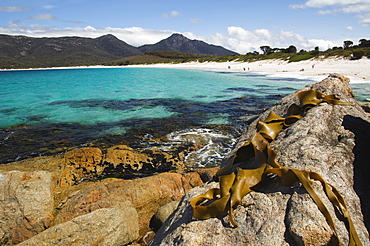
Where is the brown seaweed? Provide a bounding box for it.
[190,90,361,245]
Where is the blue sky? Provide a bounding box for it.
[1,0,370,54]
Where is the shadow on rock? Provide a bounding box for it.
[343,115,370,232]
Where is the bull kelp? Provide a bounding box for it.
[190,90,361,246]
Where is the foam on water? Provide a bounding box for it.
[166,128,237,168]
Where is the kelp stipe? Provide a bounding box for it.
[190,90,361,245]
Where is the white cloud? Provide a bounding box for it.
[290,0,370,25]
[205,26,335,54]
[294,0,368,9]
[0,23,173,47]
[317,9,335,14]
[358,13,370,25]
[62,19,85,24]
[28,13,57,21]
[190,18,202,24]
[0,22,337,53]
[170,11,180,17]
[289,4,306,9]
[162,10,180,18]
[346,25,354,30]
[26,13,83,24]
[341,3,370,13]
[42,5,57,10]
[0,6,31,12]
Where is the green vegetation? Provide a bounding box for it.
[109,39,370,66]
[288,54,315,62]
[244,40,370,64]
[1,34,369,69]
[146,51,201,59]
[188,38,370,64]
[0,34,141,69]
[107,51,212,66]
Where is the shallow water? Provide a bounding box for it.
[0,67,368,165]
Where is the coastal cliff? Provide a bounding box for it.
[0,74,369,245]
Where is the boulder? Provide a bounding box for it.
[18,201,139,246]
[0,154,215,245]
[60,144,199,185]
[63,147,103,185]
[196,167,219,182]
[54,172,203,236]
[0,171,54,245]
[150,74,370,245]
[150,201,180,232]
[102,145,187,178]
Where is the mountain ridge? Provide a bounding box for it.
[138,33,238,56]
[0,33,238,69]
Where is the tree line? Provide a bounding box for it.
[258,38,370,60]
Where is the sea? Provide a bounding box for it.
[1,67,369,168]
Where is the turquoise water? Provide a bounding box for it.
[0,67,310,127]
[0,67,368,165]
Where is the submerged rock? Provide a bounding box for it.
[150,74,370,245]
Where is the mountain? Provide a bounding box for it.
[95,34,141,58]
[139,33,238,56]
[0,34,141,68]
[0,33,238,69]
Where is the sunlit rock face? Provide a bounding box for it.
[150,74,370,246]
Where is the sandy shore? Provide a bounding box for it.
[3,57,369,84]
[130,57,370,83]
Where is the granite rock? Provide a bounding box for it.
[18,201,139,246]
[0,171,54,245]
[0,157,214,244]
[54,172,203,236]
[150,74,370,245]
[151,201,180,232]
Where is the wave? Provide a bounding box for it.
[166,128,237,169]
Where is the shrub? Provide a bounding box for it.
[352,50,365,60]
[288,54,315,62]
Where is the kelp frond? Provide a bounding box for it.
[190,90,361,245]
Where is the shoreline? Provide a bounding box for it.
[1,57,369,84]
[129,57,370,84]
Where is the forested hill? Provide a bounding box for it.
[0,33,238,69]
[138,33,238,56]
[0,34,141,68]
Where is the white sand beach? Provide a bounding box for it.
[131,57,370,83]
[3,57,369,84]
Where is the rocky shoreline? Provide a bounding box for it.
[0,143,220,245]
[1,74,370,245]
[151,74,370,245]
